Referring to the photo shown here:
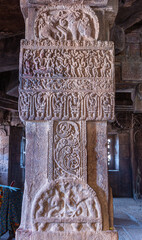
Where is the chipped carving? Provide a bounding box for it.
[34,5,99,41]
[32,179,102,232]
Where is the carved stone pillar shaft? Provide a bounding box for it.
[16,1,118,239]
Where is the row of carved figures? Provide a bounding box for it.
[22,49,113,78]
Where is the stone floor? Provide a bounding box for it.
[1,198,142,240]
[114,198,142,240]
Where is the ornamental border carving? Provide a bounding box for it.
[29,0,108,7]
[52,121,87,181]
[19,91,115,121]
[21,39,114,49]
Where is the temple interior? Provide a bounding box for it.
[0,0,142,240]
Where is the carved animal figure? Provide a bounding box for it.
[66,12,94,41]
[78,15,94,40]
[38,16,59,40]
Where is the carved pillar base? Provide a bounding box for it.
[16,228,118,240]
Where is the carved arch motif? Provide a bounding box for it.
[31,179,102,232]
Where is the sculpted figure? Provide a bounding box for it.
[102,94,112,119]
[67,11,80,40]
[66,11,94,41]
[35,6,99,41]
[78,14,94,40]
[38,15,59,40]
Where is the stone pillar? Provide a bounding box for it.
[16,0,118,239]
[0,126,9,185]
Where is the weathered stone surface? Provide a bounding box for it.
[0,127,9,185]
[19,40,114,121]
[32,178,102,232]
[16,229,118,240]
[17,1,118,240]
[134,84,142,112]
[87,121,109,230]
[28,0,108,6]
[122,61,142,81]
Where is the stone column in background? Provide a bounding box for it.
[0,127,9,185]
[16,0,118,239]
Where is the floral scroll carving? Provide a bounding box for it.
[53,121,86,180]
[34,5,99,41]
[54,122,81,178]
[32,179,102,232]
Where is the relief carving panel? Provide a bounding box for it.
[34,5,99,41]
[21,77,113,92]
[19,40,114,121]
[32,179,102,232]
[21,47,113,79]
[53,121,87,180]
[19,91,114,121]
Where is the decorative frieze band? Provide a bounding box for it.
[20,77,114,92]
[19,91,114,121]
[21,48,114,79]
[19,39,114,121]
[29,0,108,7]
[21,39,114,48]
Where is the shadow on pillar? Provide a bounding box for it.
[87,121,110,231]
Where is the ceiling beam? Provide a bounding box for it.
[0,34,24,72]
[0,94,18,111]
